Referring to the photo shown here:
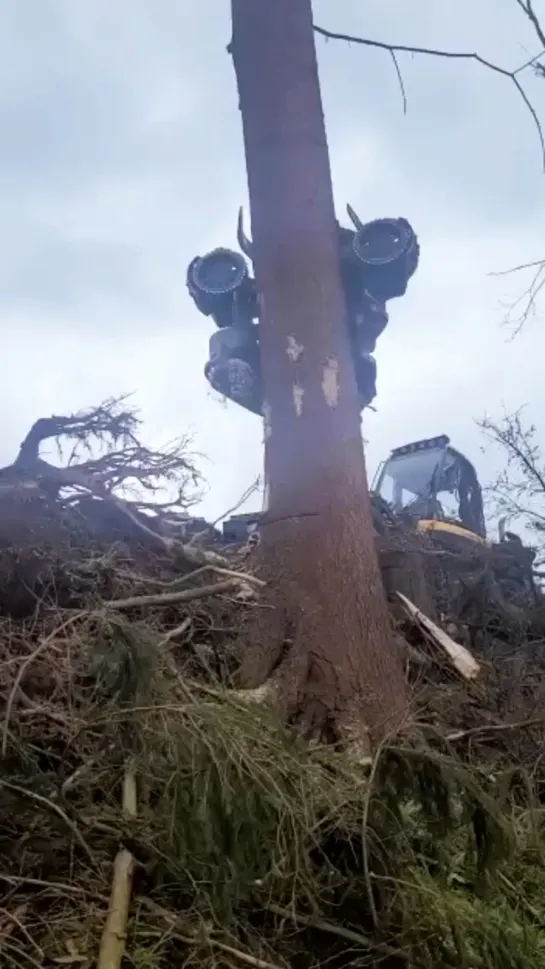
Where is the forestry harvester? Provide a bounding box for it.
[184,209,539,615]
[185,203,420,415]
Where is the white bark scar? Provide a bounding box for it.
[286,336,304,362]
[293,384,304,416]
[262,401,272,441]
[262,474,270,511]
[322,357,340,407]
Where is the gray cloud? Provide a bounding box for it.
[0,232,149,314]
[1,0,544,523]
[315,0,545,224]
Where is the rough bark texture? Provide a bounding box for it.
[230,0,410,748]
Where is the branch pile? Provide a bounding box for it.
[2,402,545,969]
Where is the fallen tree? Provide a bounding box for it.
[2,404,545,969]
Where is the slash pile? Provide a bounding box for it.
[2,403,545,969]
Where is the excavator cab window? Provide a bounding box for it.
[373,436,486,538]
[376,445,445,513]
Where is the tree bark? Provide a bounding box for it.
[230,0,410,750]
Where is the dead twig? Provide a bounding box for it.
[447,716,545,742]
[491,259,545,337]
[2,612,87,757]
[102,579,241,611]
[159,616,193,646]
[0,905,42,959]
[514,0,545,51]
[187,475,262,546]
[313,23,545,168]
[0,875,87,894]
[213,566,266,587]
[139,898,286,969]
[0,779,96,867]
[264,902,405,960]
[477,407,545,549]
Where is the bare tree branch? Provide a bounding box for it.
[476,408,545,546]
[490,260,545,338]
[504,3,545,334]
[314,5,545,336]
[208,476,262,529]
[514,48,545,76]
[313,23,545,167]
[388,48,407,114]
[514,0,545,51]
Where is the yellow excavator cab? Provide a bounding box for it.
[372,435,487,545]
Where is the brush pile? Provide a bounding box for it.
[2,400,545,969]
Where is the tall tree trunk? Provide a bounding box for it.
[230,0,410,751]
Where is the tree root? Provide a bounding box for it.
[236,509,411,747]
[0,398,228,569]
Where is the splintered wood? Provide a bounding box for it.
[396,591,481,681]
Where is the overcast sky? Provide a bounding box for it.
[1,0,545,521]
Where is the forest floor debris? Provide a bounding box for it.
[2,402,545,969]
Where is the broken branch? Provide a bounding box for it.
[102,579,241,611]
[97,767,138,969]
[396,591,481,680]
